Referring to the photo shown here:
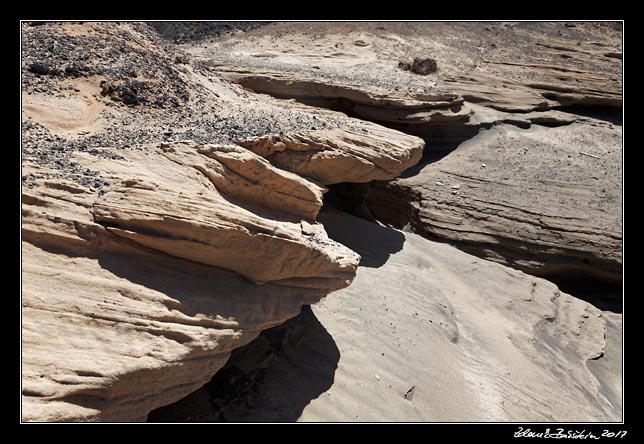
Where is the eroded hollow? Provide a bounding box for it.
[147,305,339,422]
[323,182,375,221]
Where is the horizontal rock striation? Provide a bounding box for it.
[194,22,620,143]
[21,21,423,422]
[191,21,622,284]
[149,211,621,422]
[236,123,424,185]
[369,122,622,283]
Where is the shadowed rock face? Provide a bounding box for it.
[189,21,622,285]
[323,183,375,221]
[146,211,622,422]
[369,122,622,284]
[21,21,622,423]
[147,305,340,422]
[21,22,423,422]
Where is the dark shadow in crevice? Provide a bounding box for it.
[398,140,464,179]
[551,104,622,126]
[550,278,623,314]
[323,182,375,222]
[317,208,405,268]
[147,305,339,422]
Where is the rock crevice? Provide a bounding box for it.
[21,21,424,422]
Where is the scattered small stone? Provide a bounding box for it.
[398,57,437,75]
[64,62,89,77]
[403,385,415,401]
[29,62,51,75]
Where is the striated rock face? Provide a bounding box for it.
[87,142,361,288]
[237,123,423,185]
[21,142,360,422]
[21,22,422,422]
[209,65,473,145]
[369,121,622,284]
[21,21,621,423]
[148,211,621,422]
[188,21,622,284]
[191,22,621,142]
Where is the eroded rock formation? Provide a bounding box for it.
[21,22,422,421]
[190,21,622,283]
[369,121,622,283]
[148,211,622,422]
[21,21,622,423]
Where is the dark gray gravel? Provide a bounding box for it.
[21,22,362,194]
[148,22,269,44]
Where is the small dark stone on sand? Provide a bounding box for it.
[399,57,438,75]
[398,57,438,75]
[29,62,51,75]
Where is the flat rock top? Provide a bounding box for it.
[21,22,376,191]
[188,21,622,107]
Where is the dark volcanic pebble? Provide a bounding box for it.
[29,62,51,75]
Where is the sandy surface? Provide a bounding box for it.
[301,212,621,422]
[22,21,623,423]
[150,210,621,422]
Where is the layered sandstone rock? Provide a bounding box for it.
[149,211,622,422]
[189,21,622,283]
[191,22,621,140]
[20,21,423,422]
[21,20,622,424]
[21,141,359,421]
[369,121,622,284]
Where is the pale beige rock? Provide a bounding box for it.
[190,22,621,133]
[21,96,429,422]
[21,95,425,420]
[149,211,621,422]
[21,139,363,421]
[369,121,622,283]
[194,23,622,283]
[22,21,431,422]
[214,65,461,110]
[237,123,424,184]
[89,142,359,288]
[22,238,323,422]
[21,21,621,424]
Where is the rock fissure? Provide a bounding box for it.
[22,21,622,423]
